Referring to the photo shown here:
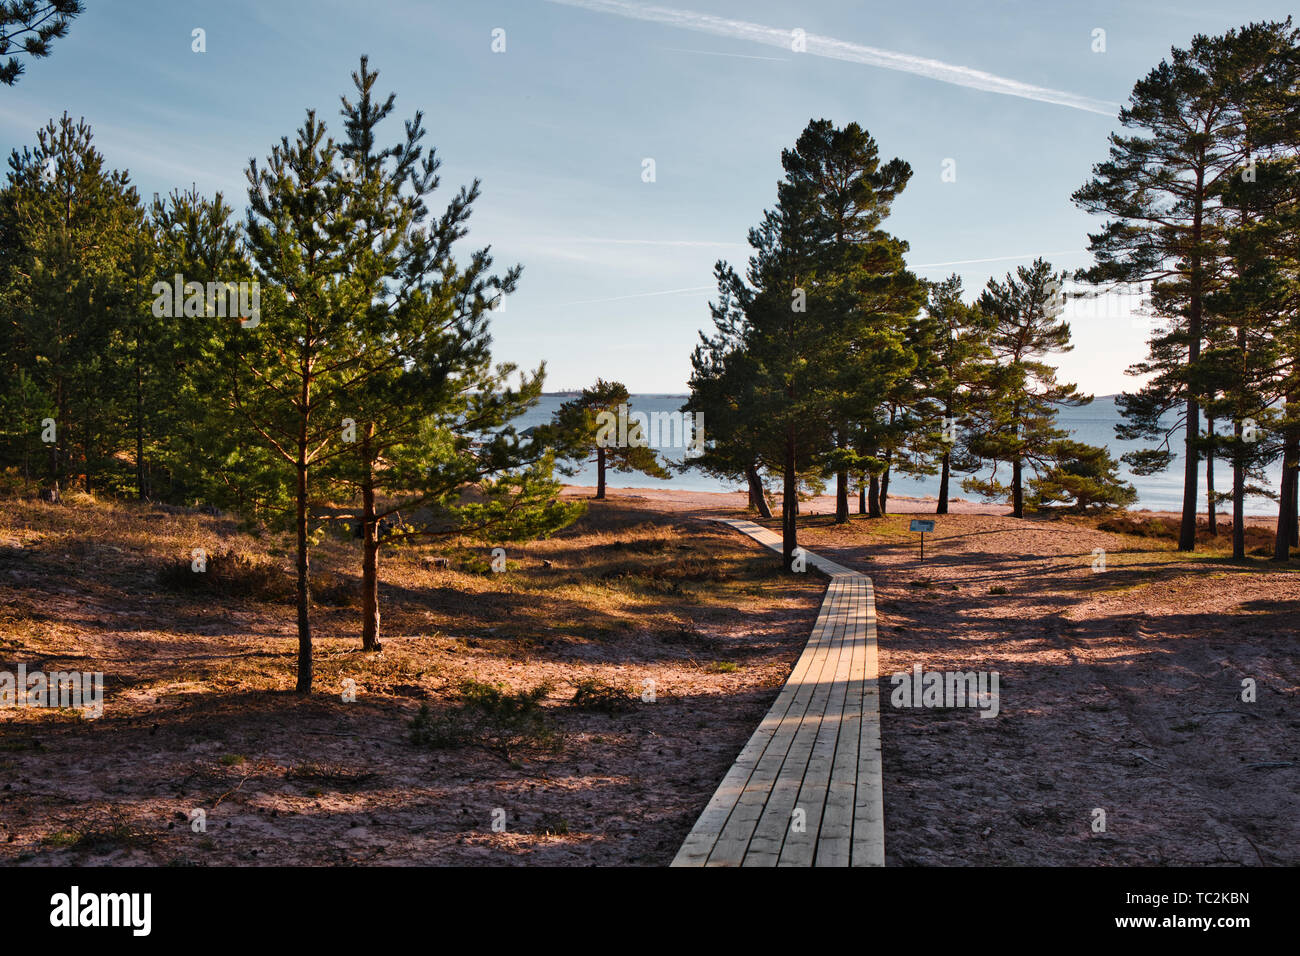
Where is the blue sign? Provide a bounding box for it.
[909,519,935,533]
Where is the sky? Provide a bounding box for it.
[3,0,1296,395]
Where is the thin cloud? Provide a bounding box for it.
[660,46,790,62]
[552,285,715,306]
[549,236,746,248]
[912,250,1086,269]
[546,0,1119,115]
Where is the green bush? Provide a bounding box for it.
[410,679,557,757]
[569,677,637,713]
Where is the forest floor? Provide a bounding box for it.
[0,487,1296,865]
[0,491,822,866]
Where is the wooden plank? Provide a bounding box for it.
[672,519,885,868]
[813,578,866,866]
[707,585,843,865]
[851,576,885,866]
[672,628,828,865]
[775,579,856,866]
[672,570,842,865]
[745,581,851,866]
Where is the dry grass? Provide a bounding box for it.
[0,491,822,866]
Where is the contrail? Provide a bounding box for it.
[545,0,1118,115]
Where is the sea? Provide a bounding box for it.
[518,394,1283,515]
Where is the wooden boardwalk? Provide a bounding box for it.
[672,519,884,867]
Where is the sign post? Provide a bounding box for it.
[909,518,935,560]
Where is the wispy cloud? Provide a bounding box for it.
[660,46,790,62]
[550,285,715,307]
[542,236,746,248]
[546,0,1119,115]
[912,250,1086,269]
[0,102,245,198]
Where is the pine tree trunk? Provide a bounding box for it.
[361,428,382,652]
[782,423,797,572]
[1231,330,1246,559]
[858,483,867,515]
[1232,455,1245,560]
[135,330,145,501]
[1206,417,1217,536]
[1291,453,1299,548]
[1274,425,1298,560]
[868,473,881,518]
[880,464,891,515]
[1012,457,1024,518]
[294,456,312,693]
[1179,170,1205,553]
[746,465,772,519]
[361,499,382,651]
[835,468,848,523]
[596,446,606,500]
[937,450,950,515]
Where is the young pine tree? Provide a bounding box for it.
[327,58,580,651]
[0,114,146,498]
[914,275,994,514]
[963,259,1121,516]
[232,107,376,692]
[552,380,670,499]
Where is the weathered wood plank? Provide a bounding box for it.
[852,576,885,866]
[672,520,885,868]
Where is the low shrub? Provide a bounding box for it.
[410,679,557,757]
[569,677,637,713]
[157,548,291,600]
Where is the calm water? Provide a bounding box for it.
[519,394,1281,514]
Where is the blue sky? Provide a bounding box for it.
[3,0,1295,394]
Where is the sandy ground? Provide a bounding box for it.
[0,494,824,866]
[529,487,1299,865]
[1,487,1294,866]
[750,506,1298,865]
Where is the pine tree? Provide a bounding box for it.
[325,58,580,651]
[0,114,146,498]
[0,1,82,86]
[1252,158,1300,559]
[695,120,920,566]
[914,275,994,513]
[233,106,376,693]
[784,121,922,523]
[963,259,1116,517]
[1073,19,1300,550]
[1206,24,1300,559]
[552,379,670,499]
